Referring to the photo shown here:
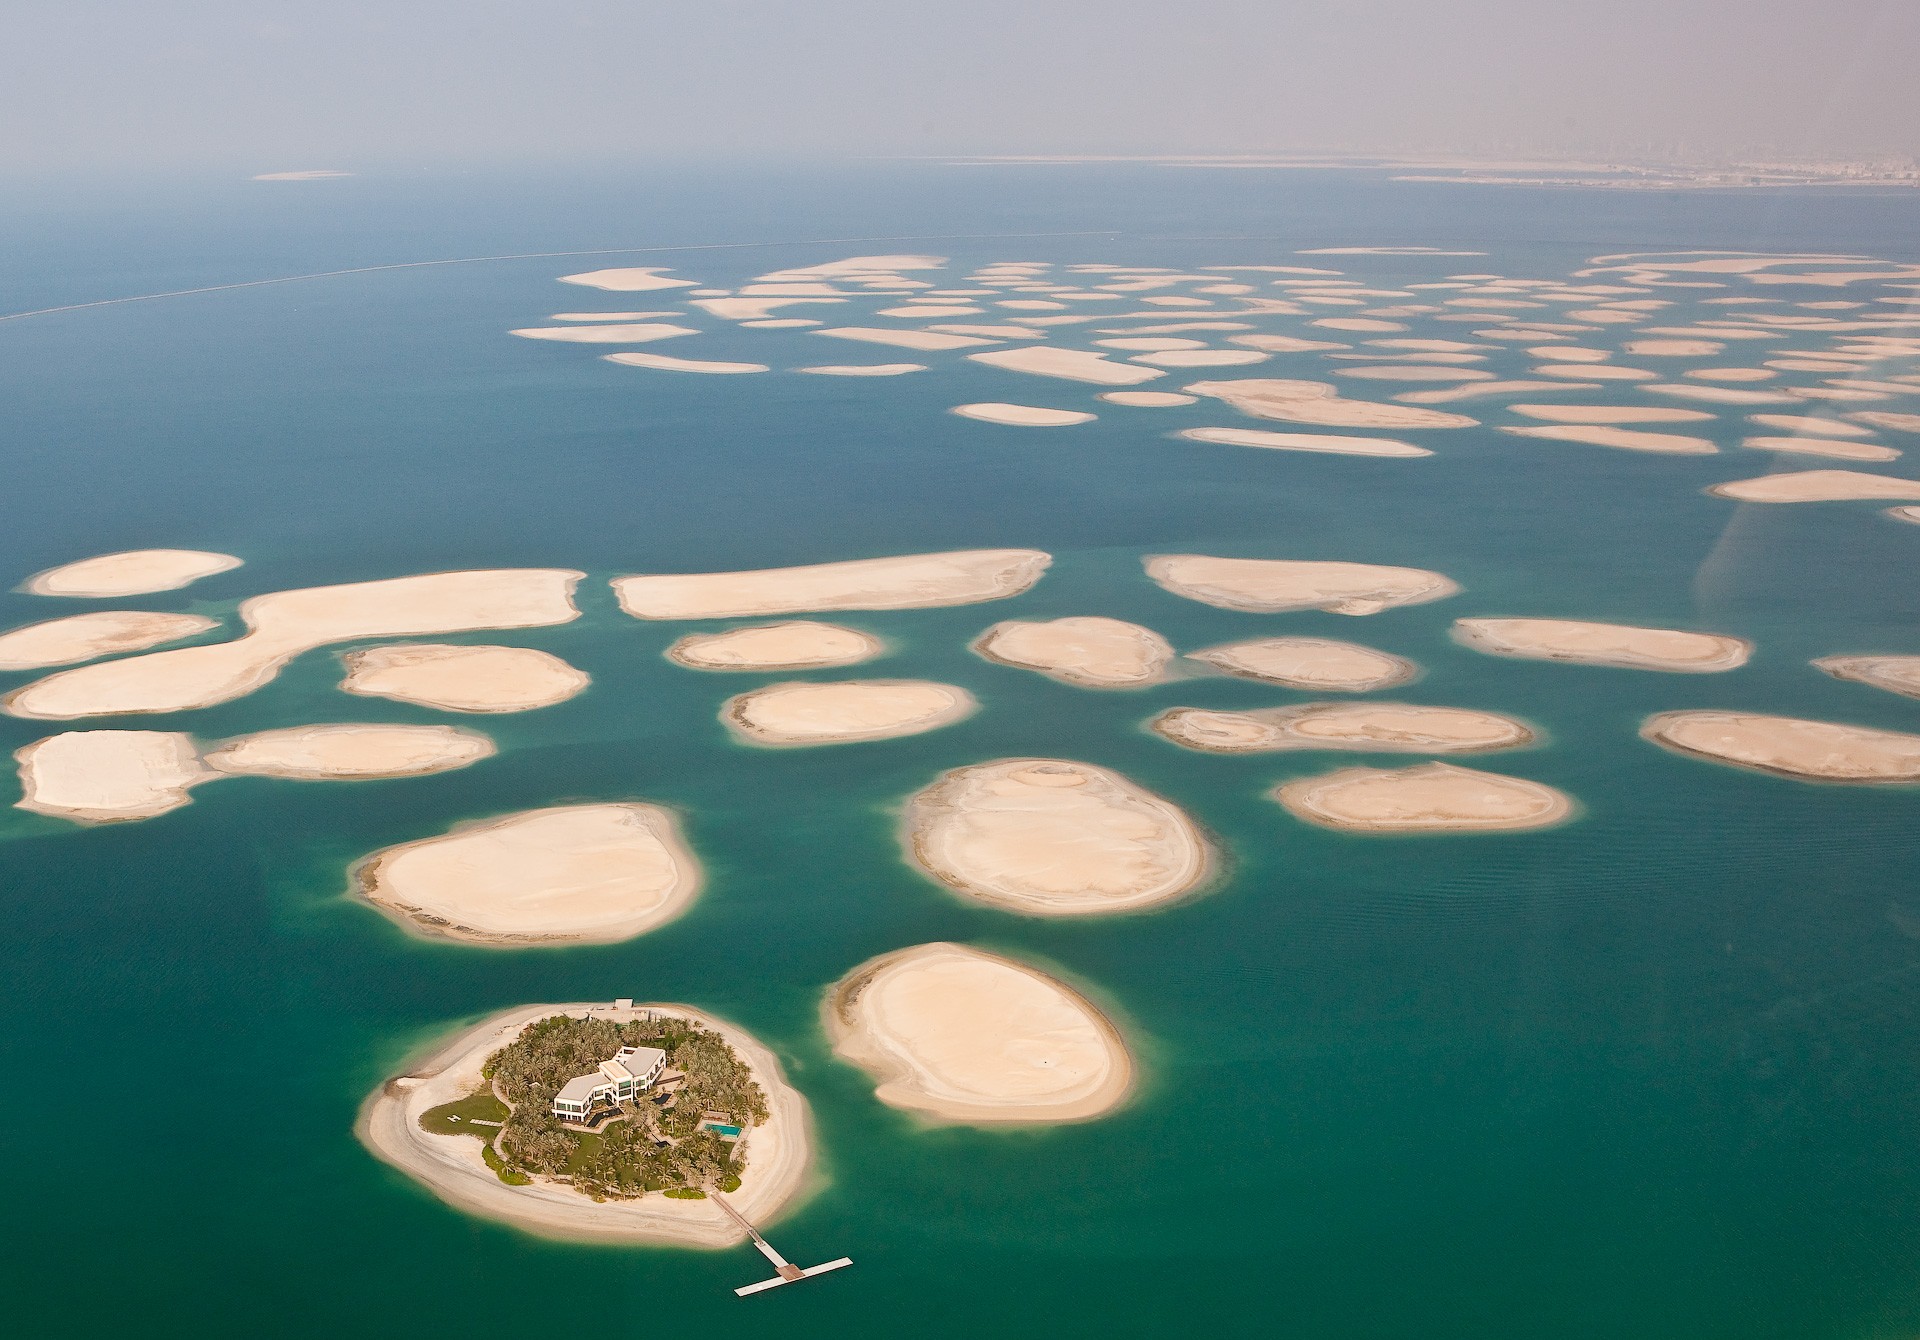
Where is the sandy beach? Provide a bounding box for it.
[603,352,768,374]
[1188,637,1417,691]
[796,363,927,376]
[14,729,209,822]
[1179,428,1431,457]
[340,644,589,712]
[1708,470,1920,503]
[356,1001,810,1246]
[667,621,883,671]
[23,549,242,598]
[353,802,703,945]
[1145,554,1459,615]
[1741,436,1899,461]
[5,569,584,720]
[556,268,696,291]
[0,611,218,672]
[1503,425,1717,454]
[972,616,1172,688]
[1814,655,1920,700]
[1186,378,1477,429]
[615,549,1049,620]
[509,323,697,344]
[1275,762,1575,832]
[1451,619,1751,672]
[202,724,495,779]
[903,758,1211,916]
[951,403,1096,426]
[1509,405,1715,424]
[1153,702,1533,754]
[969,347,1167,386]
[722,679,976,746]
[1641,711,1920,781]
[824,943,1133,1125]
[1102,391,1197,406]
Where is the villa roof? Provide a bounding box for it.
[604,1046,666,1080]
[555,1074,604,1104]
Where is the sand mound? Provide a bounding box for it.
[825,943,1132,1124]
[14,730,209,822]
[340,644,589,712]
[667,621,882,671]
[1102,391,1197,406]
[1452,619,1751,672]
[1275,762,1574,832]
[1708,470,1920,503]
[509,323,696,344]
[969,347,1166,386]
[723,680,976,746]
[354,803,702,944]
[23,549,242,598]
[952,403,1095,426]
[556,268,696,292]
[1188,637,1416,691]
[1740,437,1900,461]
[1814,655,1920,700]
[1153,702,1533,754]
[1179,428,1430,457]
[904,758,1210,916]
[603,352,767,374]
[1186,378,1477,429]
[1146,554,1459,615]
[796,364,926,376]
[615,550,1049,620]
[1641,711,1920,782]
[1503,425,1717,454]
[973,616,1172,688]
[1509,405,1715,424]
[0,612,217,671]
[202,724,493,779]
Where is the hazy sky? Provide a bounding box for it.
[6,0,1918,171]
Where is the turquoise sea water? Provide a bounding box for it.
[3,163,1920,1339]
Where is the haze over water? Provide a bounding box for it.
[4,163,1920,1339]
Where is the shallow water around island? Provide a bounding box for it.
[3,164,1920,1339]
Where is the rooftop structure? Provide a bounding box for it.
[551,1045,667,1122]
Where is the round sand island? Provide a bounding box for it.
[614,549,1050,620]
[722,679,976,746]
[201,724,495,779]
[22,548,242,597]
[1451,619,1752,673]
[1152,702,1534,754]
[353,803,703,945]
[1146,554,1460,616]
[665,621,883,671]
[14,730,209,823]
[1640,711,1920,782]
[1708,470,1920,504]
[0,611,218,672]
[356,1001,809,1247]
[903,758,1211,916]
[1185,378,1477,429]
[1275,762,1574,833]
[340,644,589,712]
[1187,637,1416,691]
[824,943,1132,1125]
[1814,655,1920,700]
[972,616,1172,688]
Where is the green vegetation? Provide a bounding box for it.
[471,1013,769,1200]
[419,1089,523,1184]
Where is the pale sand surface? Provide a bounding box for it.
[1502,425,1717,454]
[549,312,677,321]
[24,549,242,598]
[1686,368,1778,382]
[904,758,1211,916]
[825,943,1132,1125]
[1534,364,1657,381]
[0,611,218,672]
[1275,762,1574,832]
[1314,318,1408,332]
[5,569,583,720]
[615,549,1049,620]
[1749,414,1875,437]
[1228,334,1349,352]
[357,1001,808,1245]
[1888,506,1920,524]
[557,269,695,292]
[603,352,767,374]
[508,323,696,344]
[723,680,976,746]
[667,621,882,671]
[14,730,209,822]
[973,616,1172,688]
[795,363,926,376]
[1333,366,1495,382]
[1851,412,1920,433]
[1741,437,1901,461]
[202,724,494,779]
[1179,428,1431,457]
[1452,619,1750,672]
[969,347,1166,386]
[1186,379,1477,429]
[1815,655,1920,700]
[1189,637,1417,691]
[1641,712,1920,782]
[1626,339,1724,356]
[1647,384,1796,405]
[1708,470,1920,503]
[1155,702,1533,754]
[815,327,995,350]
[1096,337,1205,350]
[1101,391,1197,406]
[951,403,1096,427]
[1530,346,1613,362]
[340,644,589,712]
[1146,554,1459,616]
[1399,380,1602,403]
[1130,349,1269,368]
[354,804,702,944]
[1510,405,1715,424]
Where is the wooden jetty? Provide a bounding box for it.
[713,1194,852,1297]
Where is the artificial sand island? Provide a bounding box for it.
[357,1001,809,1246]
[200,724,494,778]
[666,621,883,671]
[1707,470,1920,503]
[1274,762,1575,833]
[1145,555,1460,615]
[5,569,584,720]
[721,680,977,746]
[1186,378,1477,429]
[22,548,242,598]
[972,616,1172,688]
[903,758,1211,916]
[353,803,702,944]
[0,611,219,672]
[1640,711,1920,782]
[1178,427,1431,457]
[1813,655,1920,700]
[614,550,1049,620]
[1187,637,1417,691]
[1152,702,1534,754]
[340,644,590,712]
[824,943,1133,1125]
[1451,619,1752,672]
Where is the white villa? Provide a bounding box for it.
[551,1045,667,1122]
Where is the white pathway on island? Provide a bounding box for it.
[713,1193,853,1297]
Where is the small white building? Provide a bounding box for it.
[551,1045,667,1122]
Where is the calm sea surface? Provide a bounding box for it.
[3,163,1919,1339]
